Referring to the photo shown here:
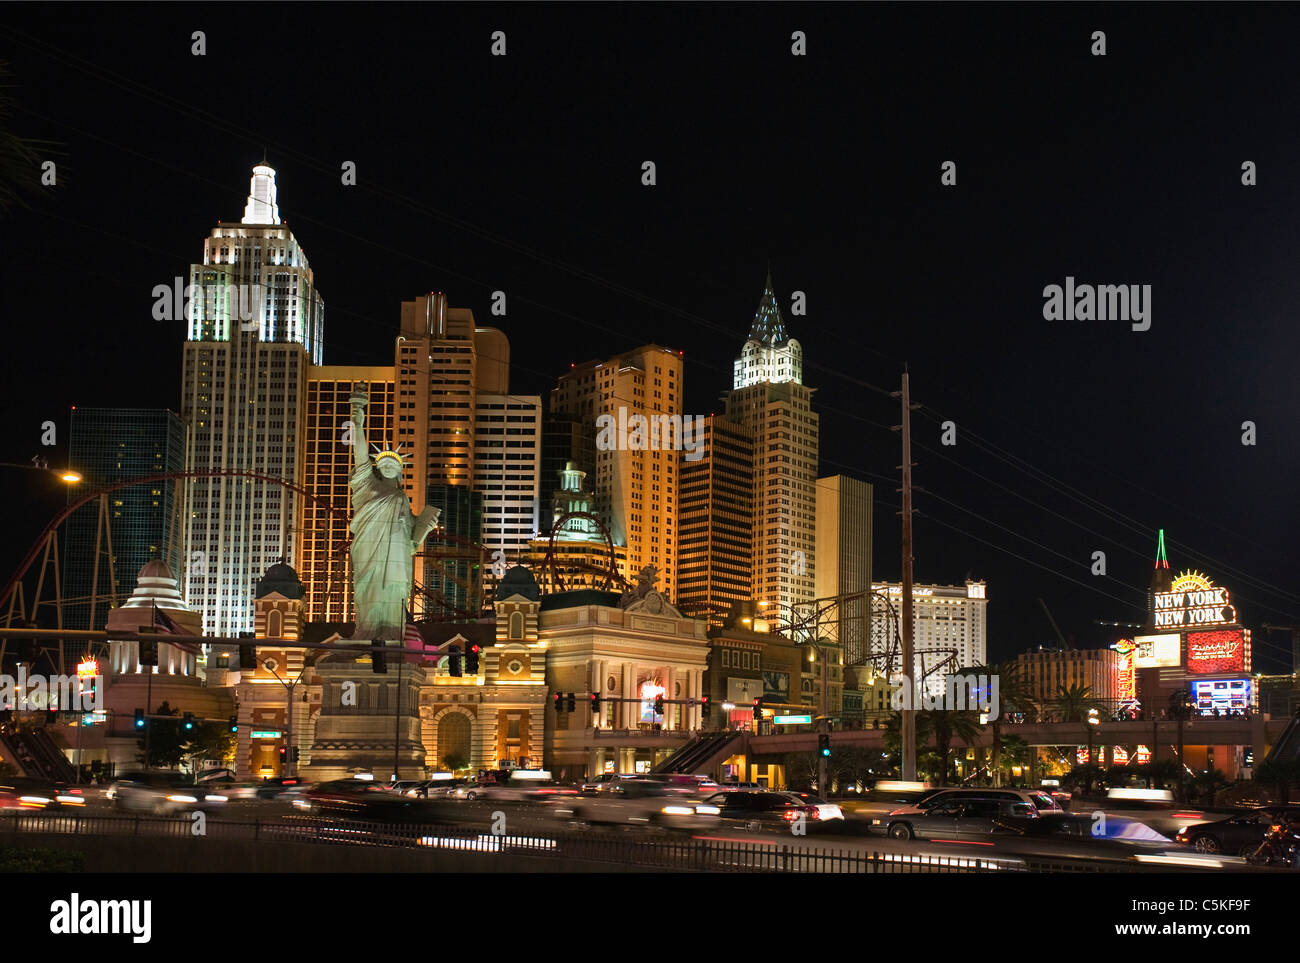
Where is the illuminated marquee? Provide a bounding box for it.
[1133,633,1181,668]
[1152,572,1236,629]
[1187,629,1250,675]
[76,658,99,680]
[1113,640,1138,704]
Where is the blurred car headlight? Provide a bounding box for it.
[19,796,51,806]
[166,794,197,803]
[694,805,720,815]
[205,795,228,803]
[662,806,694,816]
[55,795,85,805]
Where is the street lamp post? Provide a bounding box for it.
[262,659,311,778]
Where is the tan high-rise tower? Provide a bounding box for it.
[550,344,684,599]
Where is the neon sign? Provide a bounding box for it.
[1114,640,1137,703]
[1152,573,1236,628]
[76,658,98,680]
[1187,630,1248,675]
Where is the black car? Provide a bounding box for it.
[295,779,436,822]
[702,790,843,833]
[1176,806,1300,856]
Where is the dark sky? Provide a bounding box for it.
[2,4,1298,669]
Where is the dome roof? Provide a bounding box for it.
[497,564,541,602]
[256,560,305,600]
[138,559,177,580]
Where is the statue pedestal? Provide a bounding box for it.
[303,656,428,782]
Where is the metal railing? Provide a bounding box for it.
[0,811,1162,873]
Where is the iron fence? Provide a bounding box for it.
[0,811,1160,873]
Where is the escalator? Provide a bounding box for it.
[1261,710,1300,766]
[650,730,743,775]
[0,727,76,782]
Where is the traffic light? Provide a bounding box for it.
[700,696,710,720]
[567,692,576,712]
[229,715,238,733]
[278,746,287,762]
[183,712,195,731]
[590,693,601,713]
[291,747,301,763]
[372,640,388,675]
[818,734,831,757]
[447,646,462,677]
[654,694,665,716]
[465,644,480,674]
[238,632,258,670]
[134,708,146,729]
[553,692,564,713]
[47,707,58,724]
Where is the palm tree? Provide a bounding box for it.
[972,661,1038,786]
[883,711,934,777]
[924,710,983,785]
[1054,683,1098,723]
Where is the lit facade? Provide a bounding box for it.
[181,164,324,636]
[550,345,684,600]
[1014,646,1119,707]
[814,475,873,663]
[297,366,395,623]
[676,415,754,628]
[871,580,989,687]
[724,275,818,615]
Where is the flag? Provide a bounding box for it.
[151,602,201,655]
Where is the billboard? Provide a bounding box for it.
[1133,633,1181,668]
[1152,572,1237,629]
[1187,629,1248,675]
[1191,678,1250,715]
[1114,640,1137,703]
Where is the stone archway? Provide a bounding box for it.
[428,706,474,772]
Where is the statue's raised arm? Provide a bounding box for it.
[349,383,370,470]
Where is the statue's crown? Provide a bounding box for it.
[371,442,405,466]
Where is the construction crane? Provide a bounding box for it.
[1038,598,1069,649]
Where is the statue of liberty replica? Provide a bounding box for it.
[303,382,438,782]
[348,382,440,642]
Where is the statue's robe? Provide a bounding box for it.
[349,462,415,642]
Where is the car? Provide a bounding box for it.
[581,773,646,794]
[885,796,1040,841]
[293,779,434,822]
[780,791,845,825]
[844,783,947,830]
[255,776,310,800]
[388,780,426,796]
[1175,806,1300,856]
[105,771,229,814]
[701,789,845,834]
[555,779,719,831]
[919,787,1063,814]
[0,778,88,812]
[201,780,263,801]
[481,770,579,804]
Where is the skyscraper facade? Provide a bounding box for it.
[872,580,989,688]
[551,345,684,600]
[724,275,819,619]
[676,415,754,628]
[297,366,395,623]
[63,408,186,630]
[397,293,538,618]
[181,164,324,636]
[815,475,874,664]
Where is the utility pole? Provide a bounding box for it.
[895,370,918,782]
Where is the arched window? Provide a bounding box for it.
[267,610,283,639]
[509,612,524,640]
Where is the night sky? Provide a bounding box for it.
[2,4,1298,669]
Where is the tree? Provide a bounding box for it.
[996,734,1031,785]
[971,661,1037,786]
[883,711,934,777]
[136,701,185,769]
[923,710,982,786]
[1253,758,1300,805]
[1053,683,1099,723]
[186,722,236,771]
[441,750,468,773]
